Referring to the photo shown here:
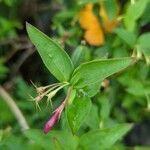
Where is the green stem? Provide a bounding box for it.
[64,86,73,105]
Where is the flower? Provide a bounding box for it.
[43,100,65,134]
[78,2,120,46]
[30,82,69,110]
[79,3,104,46]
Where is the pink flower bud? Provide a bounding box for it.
[43,101,65,134]
[43,110,60,134]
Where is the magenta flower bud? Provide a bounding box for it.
[43,101,65,134]
[43,110,60,134]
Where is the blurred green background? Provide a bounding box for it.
[0,0,150,149]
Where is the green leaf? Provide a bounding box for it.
[114,28,137,48]
[137,33,150,55]
[79,124,133,150]
[124,0,149,31]
[134,147,150,150]
[103,0,119,20]
[24,129,79,150]
[24,129,53,149]
[54,10,76,23]
[82,82,101,97]
[141,4,150,25]
[126,0,148,20]
[26,23,74,82]
[71,57,135,89]
[98,95,111,121]
[84,104,99,130]
[67,96,92,133]
[71,45,90,68]
[137,33,150,64]
[0,130,2,142]
[77,0,99,5]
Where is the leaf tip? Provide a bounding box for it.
[26,22,30,29]
[26,21,31,27]
[26,22,34,34]
[127,123,134,130]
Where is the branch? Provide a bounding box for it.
[0,86,29,131]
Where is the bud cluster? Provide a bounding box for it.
[30,81,69,110]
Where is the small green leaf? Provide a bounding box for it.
[84,104,99,130]
[71,45,90,68]
[24,129,79,150]
[54,10,76,23]
[103,0,119,20]
[26,23,74,82]
[67,96,91,133]
[136,33,150,64]
[114,28,137,48]
[71,57,135,89]
[24,129,54,149]
[79,124,133,150]
[137,33,150,55]
[124,0,149,31]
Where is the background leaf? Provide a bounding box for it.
[24,129,79,150]
[124,0,149,31]
[137,33,150,56]
[114,28,137,48]
[79,124,133,150]
[71,45,90,68]
[103,0,119,20]
[26,23,74,82]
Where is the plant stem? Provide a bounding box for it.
[0,86,29,131]
[64,86,73,105]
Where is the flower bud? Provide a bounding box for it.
[43,101,65,134]
[36,87,46,95]
[35,95,43,102]
[43,110,60,134]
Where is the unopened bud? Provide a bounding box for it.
[36,87,46,94]
[43,101,65,134]
[47,90,57,100]
[35,95,43,102]
[43,110,60,134]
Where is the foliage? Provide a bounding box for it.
[0,0,150,149]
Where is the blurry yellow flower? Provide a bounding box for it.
[99,1,119,33]
[79,3,104,46]
[84,27,104,46]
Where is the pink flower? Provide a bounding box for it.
[43,100,65,134]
